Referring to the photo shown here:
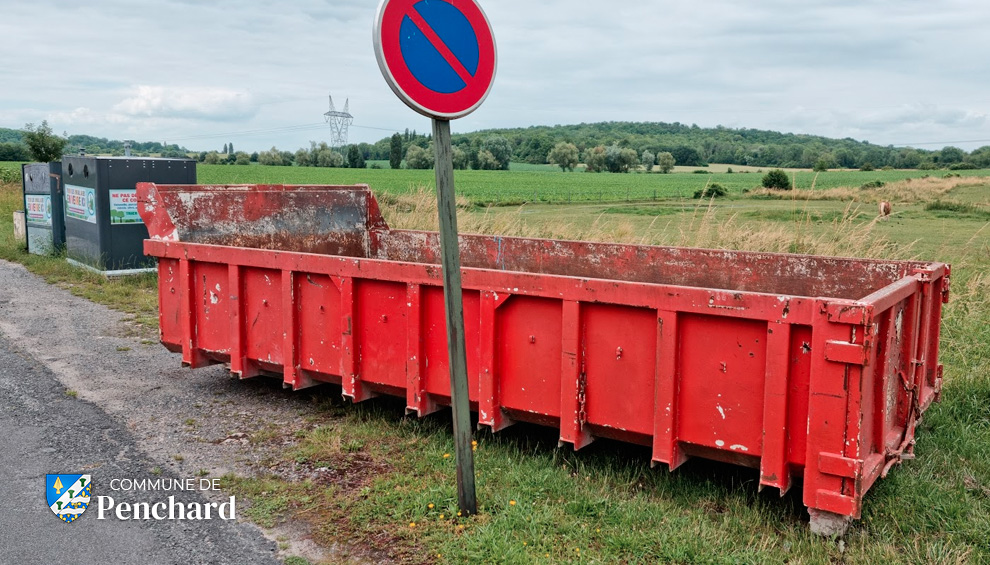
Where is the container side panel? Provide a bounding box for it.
[421,286,481,401]
[872,302,901,456]
[243,268,284,367]
[356,280,409,389]
[296,273,343,378]
[786,325,814,467]
[192,262,231,355]
[158,259,182,350]
[497,297,563,418]
[678,314,768,455]
[583,304,657,437]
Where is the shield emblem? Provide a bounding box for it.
[46,474,91,523]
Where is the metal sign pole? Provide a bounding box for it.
[375,0,495,519]
[432,118,477,515]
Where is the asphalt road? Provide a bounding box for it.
[0,330,279,564]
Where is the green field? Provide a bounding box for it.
[1,166,989,563]
[195,163,990,205]
[5,160,987,206]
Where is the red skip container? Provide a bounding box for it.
[138,183,949,533]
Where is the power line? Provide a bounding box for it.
[160,122,402,144]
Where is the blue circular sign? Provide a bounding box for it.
[375,0,497,120]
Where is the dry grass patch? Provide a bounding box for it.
[748,175,981,204]
[379,188,904,260]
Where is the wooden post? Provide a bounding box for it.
[432,118,478,515]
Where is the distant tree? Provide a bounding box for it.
[222,143,228,154]
[22,121,67,162]
[476,149,500,171]
[813,153,836,172]
[939,146,965,165]
[228,142,234,155]
[547,142,579,172]
[859,162,874,172]
[666,145,704,167]
[605,144,639,173]
[656,151,675,173]
[203,151,222,165]
[389,133,403,169]
[584,146,607,172]
[967,146,990,168]
[452,146,470,170]
[250,152,259,162]
[258,146,286,166]
[480,135,512,170]
[316,149,344,168]
[0,142,30,161]
[896,148,923,169]
[833,148,855,169]
[641,150,655,172]
[405,145,434,169]
[235,152,251,165]
[347,145,365,168]
[295,148,311,167]
[198,151,208,162]
[762,169,791,190]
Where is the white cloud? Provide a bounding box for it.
[113,86,257,121]
[3,0,990,151]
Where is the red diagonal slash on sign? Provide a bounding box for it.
[405,7,475,86]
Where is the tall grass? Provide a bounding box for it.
[747,175,980,204]
[378,188,903,259]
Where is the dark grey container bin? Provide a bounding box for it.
[21,162,64,255]
[62,157,196,275]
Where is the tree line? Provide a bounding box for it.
[6,121,990,173]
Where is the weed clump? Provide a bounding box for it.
[761,169,791,190]
[694,183,727,199]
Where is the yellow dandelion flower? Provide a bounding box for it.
[439,514,445,520]
[428,503,434,509]
[409,522,416,528]
[443,453,451,458]
[509,500,516,506]
[457,511,462,517]
[471,440,477,446]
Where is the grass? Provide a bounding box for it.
[1,169,988,563]
[195,163,990,206]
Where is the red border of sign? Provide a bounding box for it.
[374,0,497,120]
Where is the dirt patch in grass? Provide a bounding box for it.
[269,452,391,492]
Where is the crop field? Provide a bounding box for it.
[195,163,990,205]
[1,166,989,563]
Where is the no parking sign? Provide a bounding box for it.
[374,0,497,120]
[374,0,497,516]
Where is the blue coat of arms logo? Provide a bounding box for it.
[46,474,91,523]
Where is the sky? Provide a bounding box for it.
[2,0,989,153]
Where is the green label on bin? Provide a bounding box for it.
[65,185,96,224]
[109,189,142,225]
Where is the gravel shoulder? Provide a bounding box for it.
[0,259,335,563]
